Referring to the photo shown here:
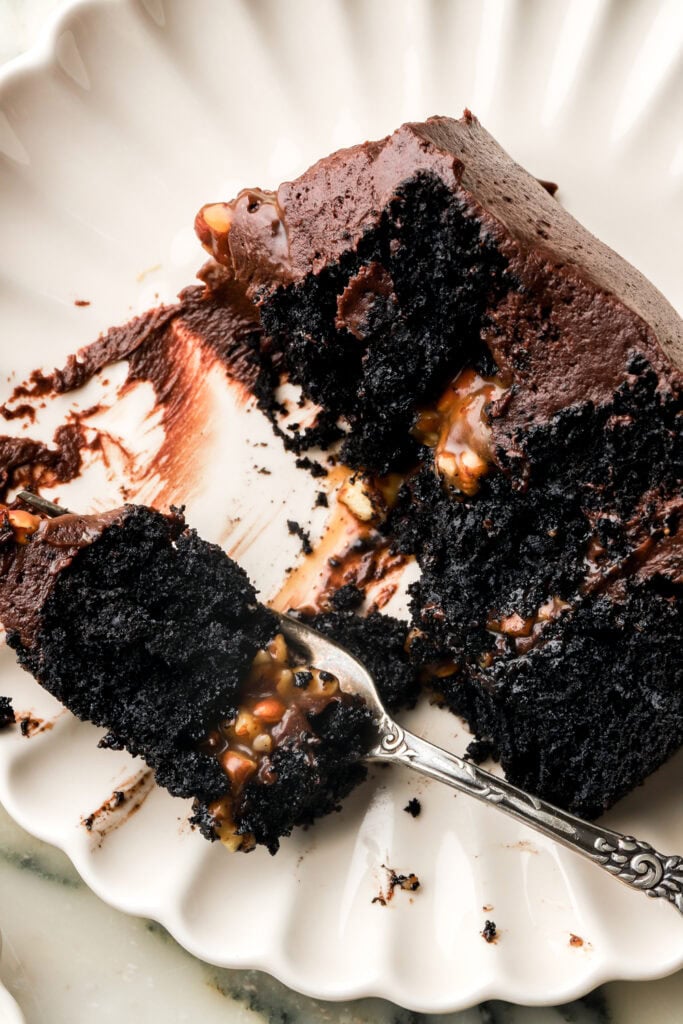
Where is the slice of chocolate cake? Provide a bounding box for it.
[195,112,682,819]
[0,502,373,853]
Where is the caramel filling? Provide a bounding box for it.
[337,472,404,525]
[413,368,505,495]
[581,501,683,594]
[0,506,41,544]
[486,596,571,657]
[204,632,344,851]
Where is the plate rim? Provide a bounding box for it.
[2,751,683,1013]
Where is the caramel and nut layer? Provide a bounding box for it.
[0,506,42,544]
[484,596,572,660]
[204,632,344,851]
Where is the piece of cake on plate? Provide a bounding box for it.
[0,501,377,852]
[196,112,682,818]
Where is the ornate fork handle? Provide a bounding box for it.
[370,717,683,915]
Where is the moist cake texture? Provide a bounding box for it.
[196,112,683,818]
[0,502,375,852]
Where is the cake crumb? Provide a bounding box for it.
[330,584,363,611]
[295,456,327,478]
[482,920,498,943]
[465,737,498,764]
[0,696,15,729]
[287,520,313,555]
[19,714,50,737]
[569,933,584,948]
[404,797,421,818]
[538,178,559,196]
[372,865,421,905]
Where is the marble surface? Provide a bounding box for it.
[1,2,682,1021]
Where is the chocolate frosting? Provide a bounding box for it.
[195,113,682,588]
[0,508,128,649]
[0,268,263,506]
[335,262,395,340]
[198,113,682,431]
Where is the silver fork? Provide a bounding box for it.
[277,613,683,917]
[17,491,683,916]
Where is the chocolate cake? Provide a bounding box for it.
[0,502,375,852]
[195,113,682,818]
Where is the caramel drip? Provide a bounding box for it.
[271,470,406,616]
[582,491,683,596]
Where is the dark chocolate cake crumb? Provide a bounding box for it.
[315,491,329,508]
[537,178,558,196]
[98,731,125,750]
[0,696,15,729]
[465,738,498,765]
[482,920,498,943]
[404,797,421,817]
[295,456,328,478]
[392,870,420,892]
[286,519,313,555]
[189,801,219,842]
[329,583,364,611]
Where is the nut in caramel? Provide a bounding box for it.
[0,506,42,544]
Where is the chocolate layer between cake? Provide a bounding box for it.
[196,113,682,817]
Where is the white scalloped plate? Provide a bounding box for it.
[0,982,24,1024]
[0,0,682,1012]
[0,934,24,1024]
